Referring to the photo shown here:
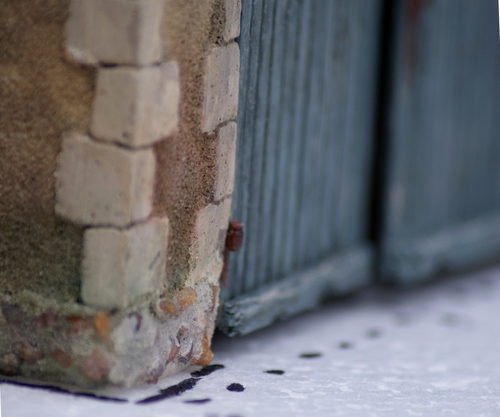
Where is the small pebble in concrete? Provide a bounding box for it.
[2,306,23,325]
[0,353,19,375]
[226,383,245,392]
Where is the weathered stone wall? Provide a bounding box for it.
[0,0,241,388]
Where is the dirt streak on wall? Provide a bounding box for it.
[0,0,95,301]
[154,0,225,290]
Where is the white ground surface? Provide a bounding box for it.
[2,265,500,417]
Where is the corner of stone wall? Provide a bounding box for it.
[60,0,241,386]
[0,0,241,389]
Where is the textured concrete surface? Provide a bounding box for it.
[0,0,94,302]
[3,265,500,416]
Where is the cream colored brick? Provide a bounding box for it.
[214,122,237,201]
[189,199,232,285]
[66,0,164,66]
[223,0,242,42]
[90,63,180,148]
[55,133,155,227]
[81,218,169,309]
[202,43,240,132]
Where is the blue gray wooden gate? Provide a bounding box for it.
[218,0,383,336]
[380,0,500,284]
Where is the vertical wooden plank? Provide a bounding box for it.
[280,0,313,276]
[295,0,328,266]
[241,0,276,294]
[221,0,382,332]
[268,0,302,283]
[316,0,341,256]
[324,0,351,252]
[382,0,500,284]
[255,0,285,286]
[229,0,260,298]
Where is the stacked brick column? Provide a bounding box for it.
[190,0,241,288]
[56,0,180,310]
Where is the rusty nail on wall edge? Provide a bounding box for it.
[220,221,244,286]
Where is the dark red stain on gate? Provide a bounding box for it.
[405,0,434,87]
